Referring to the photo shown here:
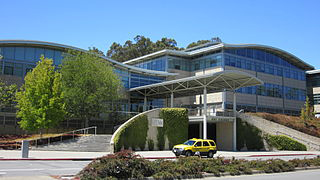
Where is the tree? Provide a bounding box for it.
[300,96,314,122]
[16,57,65,135]
[107,35,181,62]
[186,40,211,49]
[0,81,18,110]
[88,47,104,56]
[61,50,122,127]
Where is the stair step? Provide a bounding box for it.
[31,135,112,152]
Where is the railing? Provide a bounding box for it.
[30,126,97,148]
[276,131,320,150]
[188,107,235,117]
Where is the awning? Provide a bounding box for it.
[129,70,264,98]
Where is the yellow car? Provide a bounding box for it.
[172,138,217,158]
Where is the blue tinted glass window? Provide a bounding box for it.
[14,47,25,60]
[3,47,15,59]
[35,48,45,61]
[45,49,54,59]
[276,67,283,76]
[54,51,62,65]
[246,49,253,58]
[4,62,14,75]
[25,47,35,62]
[13,63,23,77]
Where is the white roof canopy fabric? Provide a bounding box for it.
[129,70,264,98]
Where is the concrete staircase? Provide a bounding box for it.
[31,135,112,152]
[238,113,320,151]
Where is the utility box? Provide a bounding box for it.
[21,140,29,158]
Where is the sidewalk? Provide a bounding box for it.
[1,150,320,160]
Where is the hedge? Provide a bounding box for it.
[159,108,189,149]
[113,114,148,152]
[237,118,264,151]
[266,135,307,151]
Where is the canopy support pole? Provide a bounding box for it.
[203,86,207,139]
[170,92,174,108]
[143,96,147,112]
[233,91,237,151]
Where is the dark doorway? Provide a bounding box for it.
[207,123,216,141]
[188,124,199,139]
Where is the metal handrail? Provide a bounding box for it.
[29,126,97,148]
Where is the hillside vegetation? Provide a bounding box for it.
[251,113,320,138]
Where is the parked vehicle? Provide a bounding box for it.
[172,138,217,158]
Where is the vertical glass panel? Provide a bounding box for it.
[54,50,62,65]
[45,49,54,59]
[4,62,14,75]
[25,47,35,62]
[14,47,25,60]
[13,63,23,77]
[35,48,45,61]
[3,47,15,59]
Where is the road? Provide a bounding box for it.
[206,169,320,180]
[0,160,90,177]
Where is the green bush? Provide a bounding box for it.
[157,127,165,150]
[148,139,154,151]
[266,135,307,151]
[78,151,320,179]
[160,108,189,149]
[77,150,154,179]
[237,118,264,151]
[113,114,148,152]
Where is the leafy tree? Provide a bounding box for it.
[0,81,18,110]
[16,57,65,135]
[186,40,211,49]
[88,47,104,56]
[107,35,181,62]
[300,96,314,122]
[61,50,122,127]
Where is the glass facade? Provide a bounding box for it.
[224,49,306,81]
[134,57,167,71]
[0,46,63,77]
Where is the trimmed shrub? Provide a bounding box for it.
[157,127,165,150]
[266,135,307,151]
[113,114,148,152]
[148,139,154,151]
[237,118,264,151]
[77,150,155,179]
[160,108,189,149]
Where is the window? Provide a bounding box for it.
[25,47,35,62]
[45,49,54,59]
[203,141,210,146]
[209,141,215,146]
[3,47,14,59]
[14,47,25,60]
[4,62,14,75]
[35,48,45,61]
[195,141,202,147]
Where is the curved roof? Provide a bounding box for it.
[130,70,264,98]
[124,43,314,71]
[0,40,177,77]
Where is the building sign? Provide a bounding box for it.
[152,118,163,127]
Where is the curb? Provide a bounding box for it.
[0,153,318,161]
[248,153,317,157]
[0,158,94,161]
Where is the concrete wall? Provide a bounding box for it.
[216,122,234,151]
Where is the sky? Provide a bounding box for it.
[1,0,320,68]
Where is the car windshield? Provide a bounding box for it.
[183,140,196,146]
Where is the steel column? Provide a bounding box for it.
[233,91,237,151]
[203,86,207,139]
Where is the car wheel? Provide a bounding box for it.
[207,151,214,158]
[185,150,192,157]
